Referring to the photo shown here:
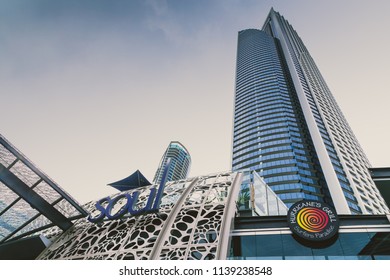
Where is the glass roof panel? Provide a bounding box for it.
[0,134,87,244]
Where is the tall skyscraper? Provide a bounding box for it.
[232,8,388,214]
[153,141,191,184]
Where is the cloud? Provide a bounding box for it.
[144,0,169,16]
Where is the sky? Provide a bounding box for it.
[1,0,390,203]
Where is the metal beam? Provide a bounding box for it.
[216,172,243,259]
[149,177,199,259]
[369,167,390,180]
[0,163,73,232]
[0,136,87,216]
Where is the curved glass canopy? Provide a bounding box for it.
[0,134,87,244]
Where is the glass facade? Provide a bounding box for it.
[153,141,191,184]
[233,29,330,209]
[232,9,388,214]
[230,231,390,260]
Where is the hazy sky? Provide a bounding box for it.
[1,0,390,203]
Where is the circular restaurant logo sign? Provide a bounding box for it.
[287,200,339,242]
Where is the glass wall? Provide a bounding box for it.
[236,171,288,216]
[252,172,288,216]
[229,232,390,260]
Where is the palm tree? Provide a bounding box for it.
[237,188,250,210]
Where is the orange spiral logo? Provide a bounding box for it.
[296,207,329,233]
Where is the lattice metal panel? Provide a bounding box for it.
[38,172,242,260]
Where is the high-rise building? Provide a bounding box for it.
[153,141,191,184]
[232,8,388,214]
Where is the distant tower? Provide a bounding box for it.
[153,141,191,184]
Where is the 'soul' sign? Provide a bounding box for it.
[88,159,172,223]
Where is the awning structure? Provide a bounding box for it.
[0,134,87,244]
[108,170,151,191]
[369,167,390,208]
